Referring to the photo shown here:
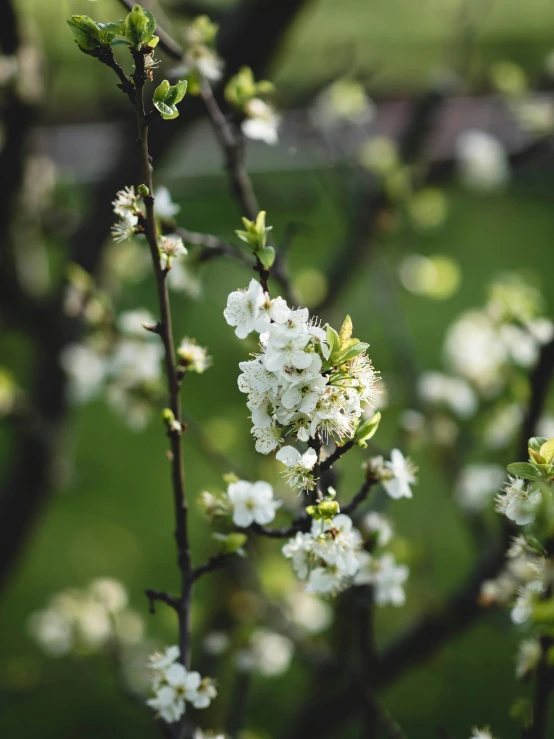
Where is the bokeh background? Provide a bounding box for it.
[2,0,554,737]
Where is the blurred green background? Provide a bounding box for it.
[2,0,554,737]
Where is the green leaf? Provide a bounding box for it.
[339,315,353,344]
[125,4,156,49]
[97,20,125,44]
[355,411,381,448]
[67,15,102,51]
[529,437,548,452]
[172,79,188,105]
[334,341,369,364]
[507,462,544,481]
[153,79,170,102]
[257,246,275,270]
[154,100,178,119]
[326,326,340,357]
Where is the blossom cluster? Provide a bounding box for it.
[147,646,216,724]
[29,578,144,657]
[481,436,554,682]
[224,279,379,490]
[283,512,408,601]
[413,275,554,457]
[62,308,210,430]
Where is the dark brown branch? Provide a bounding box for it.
[93,45,136,103]
[320,439,355,472]
[133,48,192,671]
[342,479,375,517]
[145,588,180,613]
[192,553,234,581]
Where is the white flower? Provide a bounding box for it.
[282,531,314,580]
[177,337,211,373]
[242,98,280,145]
[89,578,128,613]
[305,565,345,595]
[155,186,180,219]
[444,311,508,395]
[182,46,223,81]
[118,308,157,337]
[28,608,72,657]
[159,234,187,269]
[381,449,416,500]
[236,629,293,676]
[110,338,164,385]
[311,514,362,577]
[516,638,541,679]
[417,371,478,419]
[252,423,282,454]
[281,373,327,413]
[511,581,543,624]
[146,648,216,722]
[60,343,108,403]
[112,186,138,217]
[276,446,318,490]
[224,280,267,339]
[147,685,185,723]
[227,480,280,527]
[496,477,542,525]
[286,591,332,634]
[455,464,505,512]
[363,553,408,606]
[456,129,509,191]
[362,512,393,546]
[111,211,139,243]
[470,728,495,739]
[149,645,180,672]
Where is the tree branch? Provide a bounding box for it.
[132,48,192,670]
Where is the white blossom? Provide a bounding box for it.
[496,477,542,526]
[155,186,180,219]
[470,728,495,739]
[242,98,280,145]
[235,629,293,676]
[455,464,505,512]
[111,211,139,243]
[516,638,541,679]
[456,129,509,191]
[177,337,211,373]
[60,343,108,403]
[380,449,417,500]
[227,480,280,527]
[354,552,409,606]
[147,646,216,723]
[417,371,478,419]
[276,446,318,491]
[362,512,393,546]
[159,234,187,270]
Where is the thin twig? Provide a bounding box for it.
[320,439,355,473]
[192,553,234,582]
[145,589,180,613]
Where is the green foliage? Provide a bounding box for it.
[224,66,274,110]
[153,80,188,120]
[355,411,382,448]
[124,5,158,50]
